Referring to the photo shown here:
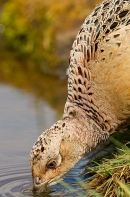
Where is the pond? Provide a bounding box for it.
[0,83,94,197]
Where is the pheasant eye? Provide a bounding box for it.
[47,161,56,169]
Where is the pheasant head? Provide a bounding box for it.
[30,114,85,192]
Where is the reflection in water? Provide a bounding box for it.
[0,84,57,166]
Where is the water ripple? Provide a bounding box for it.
[0,164,33,197]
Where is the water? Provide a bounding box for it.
[0,164,32,197]
[0,84,55,196]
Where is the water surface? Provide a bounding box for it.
[0,84,57,196]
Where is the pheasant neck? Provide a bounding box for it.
[63,101,116,154]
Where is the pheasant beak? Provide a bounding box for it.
[32,177,48,193]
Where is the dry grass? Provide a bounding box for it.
[60,135,130,197]
[87,140,130,197]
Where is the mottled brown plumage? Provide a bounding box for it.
[30,0,130,192]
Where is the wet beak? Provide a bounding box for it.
[33,184,44,193]
[33,179,47,193]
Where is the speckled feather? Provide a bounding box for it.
[30,0,130,192]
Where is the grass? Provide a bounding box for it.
[60,134,130,197]
[87,145,130,197]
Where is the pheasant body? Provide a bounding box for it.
[66,0,130,132]
[30,0,130,192]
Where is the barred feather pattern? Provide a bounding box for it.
[64,0,130,133]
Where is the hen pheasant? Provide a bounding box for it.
[30,0,130,192]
